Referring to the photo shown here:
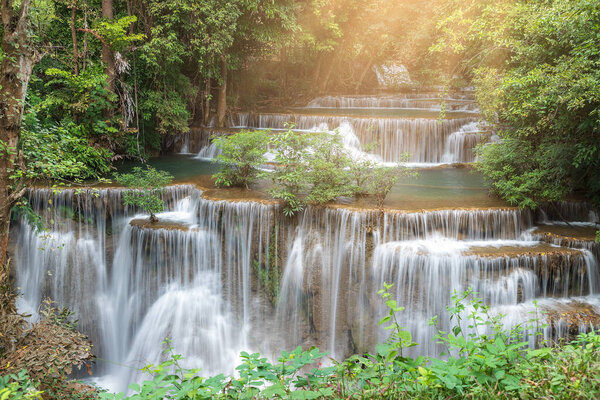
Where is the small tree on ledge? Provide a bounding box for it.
[115,166,174,222]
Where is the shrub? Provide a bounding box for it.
[351,153,415,210]
[212,130,270,188]
[267,128,313,216]
[209,127,416,214]
[114,166,173,222]
[268,129,362,215]
[302,132,355,206]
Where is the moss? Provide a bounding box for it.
[252,224,280,305]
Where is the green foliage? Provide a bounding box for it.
[41,66,118,135]
[302,133,355,206]
[518,331,600,399]
[475,138,570,209]
[212,131,269,188]
[140,90,191,137]
[268,128,413,215]
[20,120,113,183]
[0,371,43,400]
[267,129,360,215]
[351,154,415,210]
[267,128,313,216]
[210,127,414,215]
[94,16,145,52]
[433,0,600,208]
[4,285,600,399]
[114,167,173,222]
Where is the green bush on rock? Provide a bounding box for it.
[211,127,416,215]
[212,130,270,189]
[115,166,174,222]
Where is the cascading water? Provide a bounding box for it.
[229,112,480,164]
[307,94,479,112]
[14,185,600,392]
[14,186,278,392]
[441,122,484,163]
[13,89,600,394]
[195,143,221,160]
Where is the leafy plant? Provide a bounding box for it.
[267,128,410,215]
[212,130,269,188]
[40,286,600,399]
[351,153,415,210]
[267,127,313,216]
[114,166,173,222]
[302,132,355,206]
[434,0,600,208]
[0,370,43,399]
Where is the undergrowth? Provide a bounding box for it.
[4,287,600,399]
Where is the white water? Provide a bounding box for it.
[307,95,479,112]
[373,64,412,88]
[441,122,483,163]
[13,91,600,393]
[194,143,221,160]
[14,187,600,392]
[229,112,480,164]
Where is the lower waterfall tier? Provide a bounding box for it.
[11,185,600,392]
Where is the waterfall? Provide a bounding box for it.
[373,64,412,88]
[13,186,600,391]
[307,95,479,112]
[371,238,598,355]
[229,112,478,164]
[14,187,278,392]
[194,143,221,160]
[441,122,484,163]
[179,132,190,154]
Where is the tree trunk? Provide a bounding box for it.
[216,55,227,128]
[203,78,211,126]
[101,0,115,92]
[70,0,79,75]
[0,0,35,264]
[354,61,373,93]
[82,8,88,71]
[280,45,288,99]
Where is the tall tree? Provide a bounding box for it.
[101,0,115,92]
[0,0,36,263]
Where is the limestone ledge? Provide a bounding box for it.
[533,225,598,243]
[466,243,582,258]
[129,219,191,232]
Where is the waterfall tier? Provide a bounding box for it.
[228,112,483,164]
[13,186,600,393]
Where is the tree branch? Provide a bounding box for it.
[77,28,108,47]
[16,0,31,35]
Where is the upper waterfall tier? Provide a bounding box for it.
[306,94,479,112]
[229,112,482,164]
